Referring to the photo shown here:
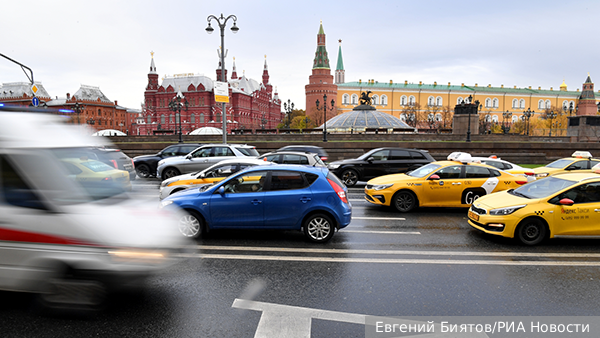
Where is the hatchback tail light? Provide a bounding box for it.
[327,178,348,204]
[524,172,534,176]
[321,156,328,162]
[109,159,118,169]
[131,158,135,168]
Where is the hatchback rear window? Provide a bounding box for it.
[237,147,259,156]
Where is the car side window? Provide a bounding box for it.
[390,150,411,160]
[269,171,307,191]
[222,171,268,193]
[282,154,308,165]
[465,166,491,178]
[566,160,588,170]
[263,155,281,163]
[410,151,427,160]
[214,164,237,177]
[61,162,83,175]
[192,148,212,158]
[0,155,46,210]
[434,166,462,179]
[162,146,179,157]
[214,147,234,157]
[370,150,390,161]
[551,183,600,204]
[179,146,198,155]
[481,160,503,170]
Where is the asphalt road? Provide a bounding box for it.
[2,179,600,337]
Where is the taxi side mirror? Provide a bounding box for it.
[559,198,574,206]
[428,174,440,180]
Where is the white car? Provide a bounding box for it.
[0,105,188,313]
[156,143,259,180]
[471,155,535,181]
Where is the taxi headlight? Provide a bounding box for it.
[490,204,527,216]
[371,184,394,191]
[160,178,177,188]
[328,164,340,169]
[535,173,549,178]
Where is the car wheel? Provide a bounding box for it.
[136,164,151,179]
[303,213,335,243]
[515,218,546,246]
[340,169,359,187]
[179,210,204,239]
[162,167,181,180]
[392,190,418,212]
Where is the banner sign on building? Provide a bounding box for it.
[214,81,229,103]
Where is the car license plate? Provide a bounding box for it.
[468,210,479,222]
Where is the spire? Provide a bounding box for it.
[149,51,157,74]
[335,39,345,84]
[312,21,330,70]
[262,55,270,85]
[336,40,344,71]
[580,74,595,100]
[231,57,238,80]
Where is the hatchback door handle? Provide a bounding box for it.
[300,197,312,203]
[251,199,262,205]
[595,209,600,212]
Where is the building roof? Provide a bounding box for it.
[0,82,51,99]
[161,75,214,93]
[73,85,112,103]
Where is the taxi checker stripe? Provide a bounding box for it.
[0,227,98,246]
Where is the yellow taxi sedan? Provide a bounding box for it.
[468,172,600,245]
[61,157,132,191]
[533,151,600,178]
[365,152,528,212]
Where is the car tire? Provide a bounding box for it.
[515,218,546,246]
[179,210,204,239]
[162,167,181,180]
[136,164,151,179]
[340,169,359,187]
[303,213,335,243]
[392,190,418,212]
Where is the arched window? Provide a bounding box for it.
[492,115,499,123]
[435,113,442,121]
[428,113,434,119]
[562,100,569,110]
[351,94,358,105]
[401,96,407,105]
[428,96,435,106]
[485,98,492,108]
[493,98,499,108]
[519,99,525,109]
[191,113,195,123]
[372,95,379,105]
[200,113,205,123]
[512,99,518,108]
[436,96,443,107]
[342,94,350,104]
[512,115,519,123]
[381,95,388,105]
[160,114,165,125]
[457,97,464,104]
[400,113,406,121]
[545,100,551,109]
[409,96,416,105]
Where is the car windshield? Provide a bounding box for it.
[544,159,574,169]
[356,149,378,161]
[407,163,441,178]
[510,176,577,199]
[237,147,259,156]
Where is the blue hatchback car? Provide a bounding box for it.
[160,165,352,243]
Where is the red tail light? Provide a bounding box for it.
[131,158,135,168]
[109,159,118,169]
[516,180,528,185]
[321,156,328,162]
[524,172,534,176]
[327,178,348,203]
[103,177,112,181]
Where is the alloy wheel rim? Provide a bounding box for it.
[179,215,200,237]
[308,217,331,240]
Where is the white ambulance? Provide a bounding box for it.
[0,104,188,312]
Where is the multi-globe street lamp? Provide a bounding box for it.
[168,91,188,143]
[546,111,557,137]
[72,102,85,124]
[502,110,512,134]
[206,13,239,144]
[522,108,533,136]
[315,94,335,142]
[284,99,294,130]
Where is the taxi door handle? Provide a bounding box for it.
[452,182,461,185]
[595,209,600,212]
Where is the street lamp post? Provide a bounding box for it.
[206,13,239,144]
[546,110,557,137]
[502,110,512,134]
[522,108,533,136]
[168,91,188,143]
[315,94,335,142]
[284,99,294,130]
[72,102,85,124]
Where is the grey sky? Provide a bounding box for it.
[2,0,598,110]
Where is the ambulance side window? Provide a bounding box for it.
[0,156,46,210]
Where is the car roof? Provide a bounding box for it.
[548,172,600,182]
[199,143,255,148]
[242,164,328,173]
[208,158,273,165]
[260,151,318,156]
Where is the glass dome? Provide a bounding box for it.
[319,109,415,132]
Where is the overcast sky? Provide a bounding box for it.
[2,0,599,110]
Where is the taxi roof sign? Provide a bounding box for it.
[572,151,592,159]
[447,152,472,163]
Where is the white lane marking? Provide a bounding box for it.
[342,230,420,235]
[352,216,405,220]
[192,245,600,258]
[186,253,600,266]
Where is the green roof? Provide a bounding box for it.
[336,44,344,71]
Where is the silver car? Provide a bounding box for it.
[159,158,275,199]
[157,144,259,180]
[258,151,326,167]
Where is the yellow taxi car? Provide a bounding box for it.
[61,157,132,191]
[533,151,600,178]
[468,171,600,245]
[159,158,274,199]
[365,152,528,212]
